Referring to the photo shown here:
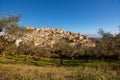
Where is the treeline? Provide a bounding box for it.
[0,14,120,65]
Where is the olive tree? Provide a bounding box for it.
[51,39,72,65]
[0,13,21,32]
[16,41,35,61]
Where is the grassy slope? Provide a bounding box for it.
[0,55,120,80]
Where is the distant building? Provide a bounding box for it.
[26,27,35,30]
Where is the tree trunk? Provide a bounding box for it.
[102,56,104,62]
[53,58,56,63]
[60,54,63,65]
[95,55,99,70]
[72,57,74,60]
[24,54,28,61]
[72,57,74,65]
[60,58,63,65]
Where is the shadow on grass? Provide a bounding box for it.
[0,55,120,69]
[0,60,4,64]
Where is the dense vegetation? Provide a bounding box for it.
[0,14,120,80]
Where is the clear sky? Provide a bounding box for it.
[0,0,120,36]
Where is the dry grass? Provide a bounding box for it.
[0,64,119,80]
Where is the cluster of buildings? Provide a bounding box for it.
[1,26,96,48]
[20,27,96,47]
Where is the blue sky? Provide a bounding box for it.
[0,0,120,36]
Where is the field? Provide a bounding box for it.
[0,55,120,80]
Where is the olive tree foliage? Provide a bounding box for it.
[51,39,72,65]
[113,33,120,58]
[0,14,24,57]
[97,29,113,57]
[0,13,21,32]
[31,45,47,58]
[0,14,32,38]
[98,28,113,39]
[70,43,84,59]
[16,41,48,61]
[96,28,120,59]
[0,36,8,57]
[16,41,35,61]
[0,36,17,58]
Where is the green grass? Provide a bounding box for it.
[0,55,120,67]
[0,55,120,80]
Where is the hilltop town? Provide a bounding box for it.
[2,26,96,48]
